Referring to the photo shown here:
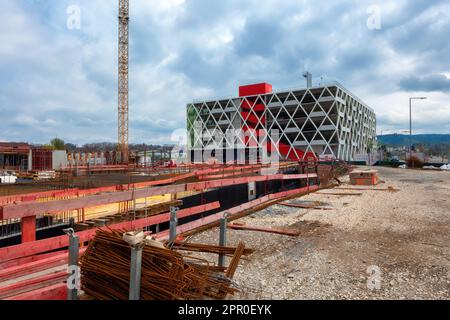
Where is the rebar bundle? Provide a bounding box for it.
[80,229,239,300]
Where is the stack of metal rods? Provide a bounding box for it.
[80,229,239,300]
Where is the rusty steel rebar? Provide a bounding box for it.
[172,242,254,256]
[79,229,239,300]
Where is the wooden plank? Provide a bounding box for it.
[0,248,87,284]
[0,250,69,270]
[0,202,220,263]
[0,271,67,300]
[5,283,67,300]
[0,236,71,266]
[228,224,301,236]
[336,187,399,192]
[279,202,333,210]
[316,192,362,196]
[0,254,69,282]
[0,184,186,220]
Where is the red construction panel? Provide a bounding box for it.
[0,174,313,220]
[0,202,220,263]
[125,171,196,189]
[5,283,67,300]
[0,189,81,206]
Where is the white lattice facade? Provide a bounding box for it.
[187,82,376,163]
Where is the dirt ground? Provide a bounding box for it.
[189,166,450,300]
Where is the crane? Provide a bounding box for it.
[118,0,129,163]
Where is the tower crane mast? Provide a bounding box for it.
[118,0,129,163]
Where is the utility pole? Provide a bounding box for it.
[118,0,129,163]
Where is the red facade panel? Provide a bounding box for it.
[238,82,316,162]
[239,83,273,97]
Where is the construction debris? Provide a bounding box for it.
[228,223,301,236]
[225,242,246,279]
[80,229,240,300]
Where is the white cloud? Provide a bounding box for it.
[0,0,449,144]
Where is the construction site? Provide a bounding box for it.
[1,0,449,302]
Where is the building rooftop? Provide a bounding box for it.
[191,80,374,113]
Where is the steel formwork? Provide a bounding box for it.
[187,82,377,162]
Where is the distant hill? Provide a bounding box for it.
[377,134,450,146]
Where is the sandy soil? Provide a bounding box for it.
[189,166,450,300]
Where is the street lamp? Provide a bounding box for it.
[409,97,427,167]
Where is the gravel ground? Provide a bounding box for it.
[188,166,450,300]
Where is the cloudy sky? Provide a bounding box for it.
[0,0,449,145]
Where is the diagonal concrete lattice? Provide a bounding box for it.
[187,82,376,163]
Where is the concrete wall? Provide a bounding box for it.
[52,150,68,170]
[28,151,32,171]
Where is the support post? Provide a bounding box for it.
[69,217,75,228]
[169,207,179,245]
[218,214,228,267]
[21,215,36,243]
[63,228,79,301]
[129,245,143,300]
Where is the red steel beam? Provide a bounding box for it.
[198,169,262,180]
[5,283,67,300]
[228,224,301,236]
[0,174,316,220]
[0,202,220,263]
